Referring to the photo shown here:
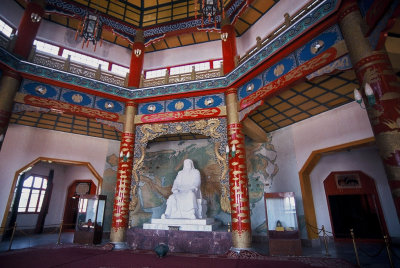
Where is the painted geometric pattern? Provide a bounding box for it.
[20,79,125,114]
[0,0,339,101]
[237,23,343,101]
[138,94,225,115]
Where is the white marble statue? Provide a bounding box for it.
[161,159,206,219]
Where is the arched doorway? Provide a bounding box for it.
[1,157,102,238]
[324,171,388,240]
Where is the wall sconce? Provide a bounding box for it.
[221,32,228,42]
[119,150,130,162]
[134,48,142,57]
[354,82,376,109]
[31,13,41,23]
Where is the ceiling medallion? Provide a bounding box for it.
[174,101,185,110]
[205,97,214,106]
[105,101,114,109]
[147,104,156,113]
[311,40,324,54]
[274,64,285,77]
[75,13,103,52]
[35,85,47,95]
[246,84,254,92]
[72,94,83,103]
[195,0,223,28]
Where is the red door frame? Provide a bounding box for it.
[324,170,388,242]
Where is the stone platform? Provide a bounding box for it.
[126,227,232,254]
[143,218,220,231]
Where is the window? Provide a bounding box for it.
[62,49,109,70]
[213,60,223,69]
[33,40,60,56]
[145,68,167,79]
[0,18,13,37]
[170,62,210,75]
[18,175,47,213]
[111,64,129,77]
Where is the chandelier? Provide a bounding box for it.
[195,0,224,28]
[75,13,103,51]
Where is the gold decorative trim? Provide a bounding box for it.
[130,118,229,214]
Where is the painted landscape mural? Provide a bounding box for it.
[129,135,279,237]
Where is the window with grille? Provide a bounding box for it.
[18,175,48,213]
[62,49,109,70]
[0,18,13,37]
[33,40,60,56]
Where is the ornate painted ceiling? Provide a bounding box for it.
[14,0,279,52]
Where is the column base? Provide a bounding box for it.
[226,247,263,259]
[111,242,130,250]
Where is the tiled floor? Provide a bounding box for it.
[1,233,399,267]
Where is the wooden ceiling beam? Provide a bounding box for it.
[242,117,269,143]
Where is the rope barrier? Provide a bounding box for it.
[357,243,386,258]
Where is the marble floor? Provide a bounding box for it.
[0,232,399,268]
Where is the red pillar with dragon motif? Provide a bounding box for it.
[110,101,137,247]
[339,0,400,219]
[225,88,252,250]
[128,30,145,88]
[221,18,238,75]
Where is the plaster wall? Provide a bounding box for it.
[310,148,400,237]
[236,0,309,56]
[0,124,111,230]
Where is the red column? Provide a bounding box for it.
[13,0,45,59]
[221,18,237,75]
[110,101,136,245]
[339,0,400,219]
[225,88,252,249]
[128,30,145,88]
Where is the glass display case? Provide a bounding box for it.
[73,195,106,245]
[264,192,302,256]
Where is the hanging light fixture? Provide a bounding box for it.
[75,12,103,52]
[195,0,224,28]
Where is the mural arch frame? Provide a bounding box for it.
[130,117,231,220]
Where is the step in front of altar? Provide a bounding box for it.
[143,218,220,231]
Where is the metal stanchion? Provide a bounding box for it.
[57,220,63,245]
[8,222,17,251]
[321,225,330,256]
[384,235,394,268]
[350,228,361,267]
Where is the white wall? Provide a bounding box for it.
[291,102,374,170]
[0,124,111,228]
[310,147,400,237]
[236,0,309,56]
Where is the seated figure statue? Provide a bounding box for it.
[161,159,206,219]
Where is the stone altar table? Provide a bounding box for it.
[143,217,220,231]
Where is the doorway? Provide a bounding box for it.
[328,194,383,239]
[324,171,388,240]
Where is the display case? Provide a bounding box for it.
[264,192,302,256]
[73,195,106,245]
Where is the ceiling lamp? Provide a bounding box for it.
[195,0,224,28]
[75,13,103,51]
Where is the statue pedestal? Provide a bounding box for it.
[143,218,220,232]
